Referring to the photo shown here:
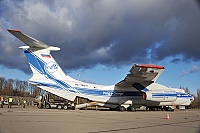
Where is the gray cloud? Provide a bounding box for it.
[0,0,200,74]
[180,65,200,77]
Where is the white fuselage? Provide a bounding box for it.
[30,75,194,109]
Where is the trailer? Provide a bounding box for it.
[35,94,75,110]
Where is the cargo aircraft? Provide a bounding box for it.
[7,29,194,111]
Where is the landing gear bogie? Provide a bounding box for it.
[127,106,136,112]
[116,106,126,112]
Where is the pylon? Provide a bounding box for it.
[166,113,170,120]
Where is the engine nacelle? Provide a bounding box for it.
[143,90,177,102]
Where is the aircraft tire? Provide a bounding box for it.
[117,106,126,112]
[129,106,136,112]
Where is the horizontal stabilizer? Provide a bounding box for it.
[7,29,60,51]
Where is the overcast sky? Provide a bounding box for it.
[0,0,200,94]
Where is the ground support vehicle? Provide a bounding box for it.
[35,94,75,110]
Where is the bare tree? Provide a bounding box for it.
[185,87,190,94]
[2,79,14,96]
[32,87,42,97]
[190,94,197,108]
[197,89,200,109]
[0,77,5,94]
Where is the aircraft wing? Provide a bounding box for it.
[116,64,165,86]
[7,29,48,49]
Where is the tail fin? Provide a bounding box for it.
[7,29,68,80]
[7,29,79,101]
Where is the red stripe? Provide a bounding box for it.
[44,56,51,58]
[7,29,21,33]
[41,54,51,58]
[135,64,165,69]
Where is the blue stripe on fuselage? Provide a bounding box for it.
[152,92,192,99]
[75,87,142,97]
[28,81,142,97]
[177,93,193,98]
[152,93,177,98]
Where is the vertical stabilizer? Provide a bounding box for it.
[7,29,79,101]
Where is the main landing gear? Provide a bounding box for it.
[127,105,136,112]
[116,106,126,111]
[115,105,136,112]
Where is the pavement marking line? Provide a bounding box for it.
[87,119,200,133]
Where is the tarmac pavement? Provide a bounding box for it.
[0,106,199,133]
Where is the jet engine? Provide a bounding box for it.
[143,90,177,102]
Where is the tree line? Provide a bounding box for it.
[0,77,41,98]
[190,89,200,109]
[0,77,200,108]
[179,86,200,109]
